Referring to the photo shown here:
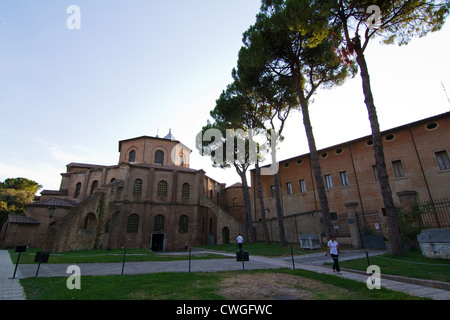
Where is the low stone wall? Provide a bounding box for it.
[253,210,322,244]
[417,229,450,260]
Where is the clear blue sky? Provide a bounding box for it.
[1,1,449,193]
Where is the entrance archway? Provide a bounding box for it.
[222,227,230,244]
[150,232,165,251]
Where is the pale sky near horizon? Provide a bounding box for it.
[1,1,449,194]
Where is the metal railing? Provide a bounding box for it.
[418,197,450,229]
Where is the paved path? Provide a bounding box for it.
[1,249,449,300]
[0,250,26,300]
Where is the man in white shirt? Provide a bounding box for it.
[236,234,243,251]
[325,236,341,274]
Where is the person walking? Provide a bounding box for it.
[325,236,341,275]
[236,234,243,251]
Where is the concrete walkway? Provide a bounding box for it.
[0,250,26,300]
[1,249,449,300]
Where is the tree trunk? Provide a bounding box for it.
[299,103,334,239]
[292,68,334,240]
[267,137,288,247]
[273,172,287,246]
[239,170,256,242]
[256,161,271,245]
[355,46,404,256]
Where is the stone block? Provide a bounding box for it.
[299,234,321,250]
[417,229,450,260]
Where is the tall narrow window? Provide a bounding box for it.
[133,179,143,196]
[154,214,165,231]
[90,180,98,195]
[157,181,167,197]
[129,150,136,162]
[339,171,349,186]
[127,214,139,233]
[271,185,276,197]
[179,215,188,233]
[324,174,333,189]
[233,197,238,206]
[286,182,293,195]
[436,151,450,170]
[104,219,110,233]
[74,182,82,198]
[182,183,190,199]
[372,165,379,181]
[155,150,164,165]
[392,160,405,178]
[299,179,306,193]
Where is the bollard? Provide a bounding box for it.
[121,249,127,275]
[365,251,370,267]
[188,248,192,273]
[291,247,296,270]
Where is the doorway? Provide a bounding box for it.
[150,233,165,251]
[222,227,230,244]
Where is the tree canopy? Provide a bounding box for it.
[0,177,42,216]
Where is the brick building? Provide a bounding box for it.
[250,112,450,246]
[0,131,243,252]
[2,112,449,251]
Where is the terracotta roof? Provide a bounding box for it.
[227,182,243,188]
[40,190,68,196]
[28,198,77,208]
[67,163,108,169]
[8,214,40,225]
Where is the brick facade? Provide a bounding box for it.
[251,112,450,246]
[0,132,243,252]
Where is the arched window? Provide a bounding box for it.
[104,219,110,233]
[127,214,139,233]
[90,180,98,195]
[233,197,238,206]
[179,215,188,233]
[74,182,82,198]
[155,150,164,165]
[83,213,96,230]
[133,179,143,196]
[154,215,165,231]
[129,150,136,162]
[182,183,190,199]
[157,181,167,197]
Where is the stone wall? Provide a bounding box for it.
[253,210,322,244]
[417,229,450,260]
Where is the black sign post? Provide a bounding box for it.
[236,251,249,270]
[121,249,126,275]
[34,252,50,277]
[10,246,27,279]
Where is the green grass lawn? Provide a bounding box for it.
[20,268,421,300]
[330,249,450,283]
[8,248,227,264]
[9,242,321,265]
